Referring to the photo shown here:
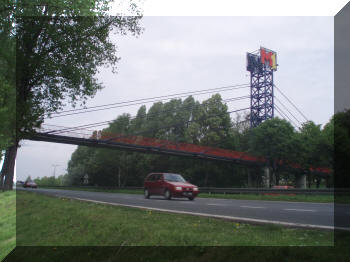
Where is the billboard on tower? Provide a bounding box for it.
[246,47,277,72]
[260,47,277,71]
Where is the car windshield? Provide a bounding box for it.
[163,173,186,182]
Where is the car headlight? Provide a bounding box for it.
[193,187,198,191]
[175,186,182,191]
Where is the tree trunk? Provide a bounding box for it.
[118,166,121,188]
[270,170,274,188]
[275,165,280,186]
[1,144,18,191]
[307,173,312,188]
[0,154,7,191]
[316,178,321,188]
[326,176,331,188]
[247,169,252,187]
[0,150,9,190]
[275,173,280,186]
[270,160,277,188]
[0,173,4,190]
[122,154,129,187]
[204,163,209,187]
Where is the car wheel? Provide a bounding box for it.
[164,189,171,200]
[144,188,150,199]
[188,197,194,201]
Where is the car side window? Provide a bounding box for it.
[147,174,154,181]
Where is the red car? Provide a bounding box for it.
[272,185,295,189]
[265,185,295,196]
[144,173,199,200]
[23,181,37,188]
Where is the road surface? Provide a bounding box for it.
[18,187,350,230]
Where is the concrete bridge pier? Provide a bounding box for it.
[263,167,278,188]
[263,167,270,188]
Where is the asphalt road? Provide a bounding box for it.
[18,187,350,230]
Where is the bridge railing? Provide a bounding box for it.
[38,125,93,139]
[34,126,332,174]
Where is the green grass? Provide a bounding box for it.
[39,186,336,203]
[16,190,334,246]
[5,244,350,262]
[0,191,16,261]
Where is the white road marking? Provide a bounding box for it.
[240,205,265,209]
[284,209,316,212]
[207,203,227,206]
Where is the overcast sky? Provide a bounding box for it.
[15,15,335,181]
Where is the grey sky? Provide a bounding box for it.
[15,16,334,181]
[335,3,350,113]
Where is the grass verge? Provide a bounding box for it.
[38,186,336,203]
[0,191,16,261]
[16,190,334,246]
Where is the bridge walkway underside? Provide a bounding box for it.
[30,132,331,176]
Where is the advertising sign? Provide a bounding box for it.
[260,47,277,71]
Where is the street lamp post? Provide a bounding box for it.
[52,164,60,177]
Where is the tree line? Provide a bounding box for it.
[63,95,337,188]
[33,175,67,187]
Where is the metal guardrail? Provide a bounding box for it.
[34,185,348,195]
[199,187,336,195]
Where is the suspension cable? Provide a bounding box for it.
[45,96,250,134]
[47,83,250,118]
[274,96,303,125]
[274,85,308,122]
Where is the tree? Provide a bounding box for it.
[231,111,250,151]
[197,94,232,147]
[297,121,323,163]
[333,109,350,187]
[0,1,142,190]
[65,95,254,188]
[296,121,325,187]
[249,118,297,187]
[0,77,15,160]
[0,2,16,164]
[321,118,334,168]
